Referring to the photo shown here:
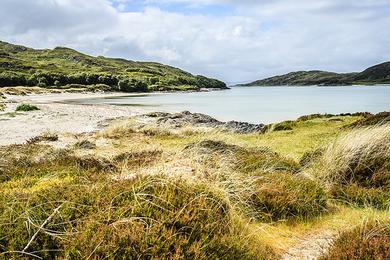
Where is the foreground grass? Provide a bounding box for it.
[0,113,389,259]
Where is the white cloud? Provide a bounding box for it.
[0,0,389,83]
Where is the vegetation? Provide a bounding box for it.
[249,173,327,221]
[27,132,58,144]
[312,125,390,209]
[320,220,390,259]
[0,112,389,258]
[0,41,227,92]
[346,111,390,128]
[240,62,390,86]
[15,103,39,112]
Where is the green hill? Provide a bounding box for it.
[0,41,227,92]
[240,62,390,86]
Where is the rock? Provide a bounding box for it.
[143,111,265,134]
[225,121,265,134]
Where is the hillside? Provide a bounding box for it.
[0,41,227,92]
[241,62,390,86]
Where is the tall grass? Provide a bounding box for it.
[312,125,390,209]
[315,125,390,186]
[0,143,276,259]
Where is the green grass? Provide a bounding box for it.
[15,103,39,112]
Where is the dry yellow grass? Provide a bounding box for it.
[1,113,388,259]
[313,125,390,186]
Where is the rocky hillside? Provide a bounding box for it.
[0,41,227,92]
[241,62,390,86]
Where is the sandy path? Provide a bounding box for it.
[281,230,336,260]
[0,92,145,146]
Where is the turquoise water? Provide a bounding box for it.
[70,86,390,124]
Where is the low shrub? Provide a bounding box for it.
[331,184,390,210]
[15,103,39,112]
[0,144,275,259]
[346,111,390,128]
[249,173,327,221]
[297,112,371,122]
[0,174,274,259]
[73,139,96,149]
[27,132,58,144]
[320,220,390,259]
[261,120,296,133]
[299,147,325,168]
[65,177,251,259]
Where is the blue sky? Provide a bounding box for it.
[1,0,389,83]
[111,0,235,16]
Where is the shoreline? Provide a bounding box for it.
[0,92,147,146]
[0,88,229,146]
[1,90,387,146]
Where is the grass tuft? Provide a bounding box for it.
[15,103,39,112]
[27,132,59,144]
[312,125,390,209]
[249,173,328,221]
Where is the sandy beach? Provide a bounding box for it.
[0,92,145,146]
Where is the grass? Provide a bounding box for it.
[0,113,389,258]
[15,103,39,112]
[249,173,327,221]
[346,111,390,128]
[311,125,390,209]
[320,220,390,259]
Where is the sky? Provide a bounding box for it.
[1,0,390,83]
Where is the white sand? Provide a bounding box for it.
[0,92,145,146]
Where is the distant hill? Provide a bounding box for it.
[240,62,390,86]
[0,41,227,92]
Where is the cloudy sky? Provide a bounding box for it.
[1,0,390,83]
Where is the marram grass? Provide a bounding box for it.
[0,114,389,259]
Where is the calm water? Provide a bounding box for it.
[70,86,390,124]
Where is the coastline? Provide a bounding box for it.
[0,92,146,146]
